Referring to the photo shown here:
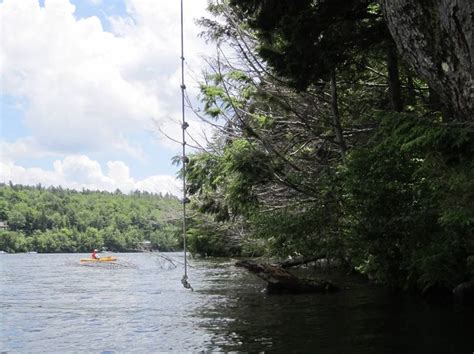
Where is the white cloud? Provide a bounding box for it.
[135,174,182,197]
[107,160,132,182]
[0,0,213,156]
[110,136,148,163]
[0,137,56,160]
[0,154,181,195]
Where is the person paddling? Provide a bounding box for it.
[91,249,100,259]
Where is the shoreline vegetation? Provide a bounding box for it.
[180,1,473,299]
[0,183,183,254]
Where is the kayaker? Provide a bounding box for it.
[91,249,100,259]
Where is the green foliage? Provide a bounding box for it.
[230,0,387,88]
[0,185,182,253]
[148,224,179,252]
[343,114,473,291]
[0,231,28,253]
[186,213,259,257]
[199,69,254,118]
[187,139,272,221]
[250,208,326,259]
[186,1,474,296]
[186,107,473,293]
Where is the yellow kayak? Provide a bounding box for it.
[80,256,117,263]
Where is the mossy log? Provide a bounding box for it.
[235,260,339,294]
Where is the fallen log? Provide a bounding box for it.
[235,260,339,294]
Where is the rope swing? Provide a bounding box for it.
[180,0,193,291]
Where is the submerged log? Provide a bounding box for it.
[235,260,339,294]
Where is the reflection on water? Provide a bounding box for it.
[1,253,473,352]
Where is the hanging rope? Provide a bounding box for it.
[180,0,193,291]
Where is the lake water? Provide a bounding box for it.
[1,253,473,352]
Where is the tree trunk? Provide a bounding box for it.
[380,0,473,121]
[429,86,454,119]
[387,42,403,112]
[330,69,346,155]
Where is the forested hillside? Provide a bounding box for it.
[0,184,182,253]
[183,0,473,294]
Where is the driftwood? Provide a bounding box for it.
[235,260,339,294]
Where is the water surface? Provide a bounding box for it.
[1,253,473,352]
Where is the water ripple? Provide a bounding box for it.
[1,253,473,353]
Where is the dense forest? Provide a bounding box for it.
[180,0,473,295]
[0,183,182,253]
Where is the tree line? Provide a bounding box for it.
[0,183,182,253]
[181,0,473,294]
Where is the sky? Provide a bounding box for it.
[0,0,215,196]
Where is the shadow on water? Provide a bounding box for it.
[193,259,474,353]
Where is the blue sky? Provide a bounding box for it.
[0,0,213,195]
